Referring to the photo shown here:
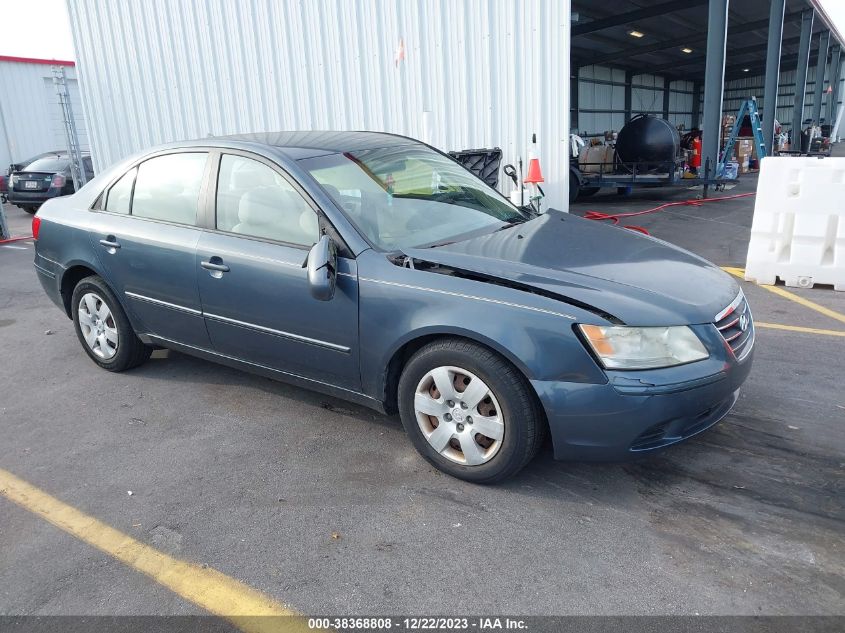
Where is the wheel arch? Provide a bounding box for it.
[380,327,539,415]
[59,262,103,318]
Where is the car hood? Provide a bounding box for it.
[402,210,739,326]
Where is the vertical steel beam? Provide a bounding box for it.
[692,82,702,128]
[762,0,785,150]
[624,71,633,123]
[791,9,814,138]
[701,0,729,173]
[663,78,671,121]
[571,66,580,132]
[829,45,842,125]
[812,31,830,124]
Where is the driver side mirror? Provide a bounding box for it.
[306,235,337,301]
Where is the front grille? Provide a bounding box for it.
[714,292,754,360]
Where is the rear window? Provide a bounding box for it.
[23,158,69,173]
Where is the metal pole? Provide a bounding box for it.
[624,71,633,123]
[791,9,814,140]
[571,66,580,132]
[701,0,729,175]
[663,77,671,121]
[812,31,830,124]
[762,0,785,149]
[828,45,842,126]
[0,199,9,240]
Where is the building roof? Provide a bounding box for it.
[0,55,74,67]
[571,0,837,82]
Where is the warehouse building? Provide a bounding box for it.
[66,0,842,210]
[0,56,89,169]
[571,1,844,142]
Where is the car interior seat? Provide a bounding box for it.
[234,187,318,246]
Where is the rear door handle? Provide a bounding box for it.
[99,237,120,250]
[201,260,230,273]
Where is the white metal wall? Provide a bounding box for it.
[577,65,626,134]
[0,60,89,169]
[66,0,571,209]
[576,67,694,136]
[724,64,845,131]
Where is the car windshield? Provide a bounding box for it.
[299,145,527,250]
[22,157,70,173]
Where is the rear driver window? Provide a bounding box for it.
[131,153,208,225]
[104,167,136,214]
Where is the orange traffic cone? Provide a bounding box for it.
[524,141,544,184]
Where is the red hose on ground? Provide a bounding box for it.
[583,192,756,235]
[0,235,34,244]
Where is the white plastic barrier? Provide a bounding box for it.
[745,156,845,291]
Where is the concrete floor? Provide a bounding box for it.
[1,171,844,619]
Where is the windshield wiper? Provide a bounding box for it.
[426,239,458,248]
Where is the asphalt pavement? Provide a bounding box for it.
[0,189,843,619]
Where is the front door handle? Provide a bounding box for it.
[99,236,120,250]
[201,259,230,273]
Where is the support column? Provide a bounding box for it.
[624,71,633,123]
[791,9,814,139]
[701,0,729,173]
[663,78,671,121]
[828,45,842,125]
[571,66,580,132]
[812,31,830,124]
[762,0,785,148]
[692,82,702,129]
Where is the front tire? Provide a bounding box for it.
[71,275,151,372]
[398,338,546,483]
[23,206,37,214]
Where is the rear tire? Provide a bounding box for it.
[71,275,152,372]
[23,206,37,214]
[568,171,580,204]
[577,187,600,199]
[398,338,545,484]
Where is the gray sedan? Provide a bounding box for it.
[32,131,754,483]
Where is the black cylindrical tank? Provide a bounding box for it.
[615,114,680,172]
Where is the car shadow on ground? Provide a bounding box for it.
[133,348,843,530]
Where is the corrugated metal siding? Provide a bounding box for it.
[0,62,89,168]
[67,0,571,209]
[577,65,627,136]
[724,64,844,131]
[575,66,693,136]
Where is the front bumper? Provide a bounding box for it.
[534,324,754,461]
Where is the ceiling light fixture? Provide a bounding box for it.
[628,30,645,38]
[743,68,750,72]
[681,47,693,54]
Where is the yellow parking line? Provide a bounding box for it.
[756,322,845,337]
[722,267,845,326]
[0,468,309,633]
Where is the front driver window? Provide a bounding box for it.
[216,154,319,247]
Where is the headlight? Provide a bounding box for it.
[578,324,709,370]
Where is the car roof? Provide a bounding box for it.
[166,130,419,160]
